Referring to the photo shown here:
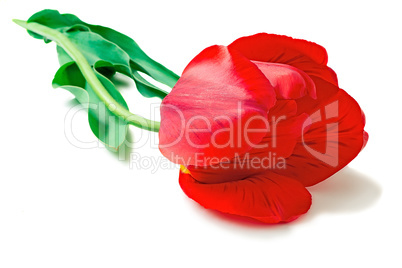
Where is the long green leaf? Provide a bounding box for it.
[14,10,169,151]
[53,60,129,150]
[27,9,179,99]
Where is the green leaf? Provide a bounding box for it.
[27,9,179,99]
[52,61,89,106]
[14,9,166,151]
[64,30,132,77]
[52,59,129,151]
[80,23,180,88]
[88,66,129,151]
[51,31,137,149]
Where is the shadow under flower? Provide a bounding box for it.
[305,167,382,217]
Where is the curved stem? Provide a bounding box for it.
[13,19,160,132]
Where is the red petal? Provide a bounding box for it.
[186,100,308,184]
[274,76,368,186]
[228,33,338,86]
[179,171,312,223]
[186,99,309,184]
[187,159,259,184]
[256,113,310,159]
[262,100,310,159]
[252,61,317,99]
[159,45,276,166]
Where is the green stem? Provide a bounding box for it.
[13,19,160,132]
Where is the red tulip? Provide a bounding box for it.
[159,33,368,223]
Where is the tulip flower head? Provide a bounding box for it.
[159,33,368,223]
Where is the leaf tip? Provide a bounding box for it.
[12,19,28,28]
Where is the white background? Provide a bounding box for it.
[0,0,400,267]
